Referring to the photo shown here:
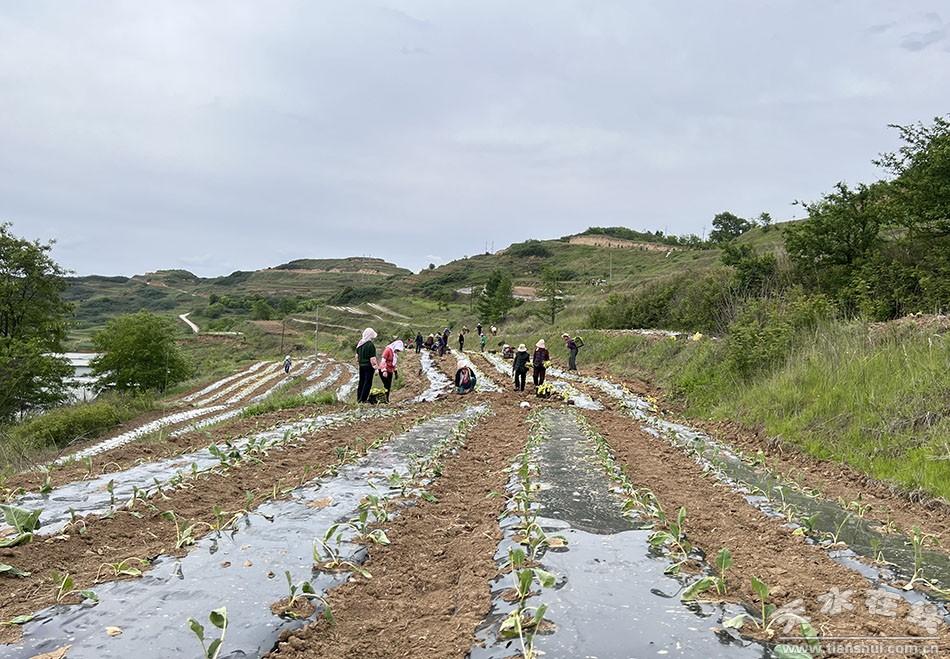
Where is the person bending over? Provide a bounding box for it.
[455,361,477,395]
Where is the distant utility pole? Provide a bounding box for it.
[313,307,320,359]
[280,320,285,354]
[609,252,613,286]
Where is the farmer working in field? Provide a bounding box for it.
[378,339,403,403]
[415,332,423,353]
[355,328,378,403]
[512,344,530,391]
[283,355,292,373]
[454,360,477,394]
[532,339,550,388]
[562,333,579,371]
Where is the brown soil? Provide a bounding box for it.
[0,403,453,639]
[3,368,346,494]
[269,401,527,659]
[386,351,426,404]
[271,596,318,620]
[583,409,950,654]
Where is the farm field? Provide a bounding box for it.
[0,348,947,659]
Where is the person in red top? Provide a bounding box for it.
[378,340,403,402]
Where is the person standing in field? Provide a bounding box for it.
[562,333,579,371]
[512,343,530,391]
[476,322,482,336]
[415,332,423,353]
[355,328,378,403]
[532,339,550,388]
[378,339,403,402]
[480,332,488,352]
[458,329,465,352]
[283,355,292,373]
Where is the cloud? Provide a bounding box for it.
[900,28,947,51]
[1,1,949,277]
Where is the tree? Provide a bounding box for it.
[477,269,515,324]
[757,212,774,232]
[540,267,566,324]
[874,115,950,237]
[709,212,753,244]
[251,299,274,320]
[91,312,190,392]
[0,223,72,420]
[784,182,886,298]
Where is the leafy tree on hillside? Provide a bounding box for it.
[91,312,190,392]
[875,116,950,238]
[0,224,72,421]
[477,269,515,324]
[784,182,887,302]
[540,267,566,324]
[709,212,753,244]
[251,299,274,320]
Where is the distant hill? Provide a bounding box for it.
[65,226,790,342]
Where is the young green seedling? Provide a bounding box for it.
[95,558,148,582]
[0,504,42,547]
[187,607,228,659]
[51,571,99,604]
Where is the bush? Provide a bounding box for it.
[508,240,551,258]
[587,270,735,334]
[2,393,155,453]
[725,290,833,376]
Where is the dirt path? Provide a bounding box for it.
[0,404,453,638]
[584,409,950,653]
[269,401,526,659]
[178,312,200,334]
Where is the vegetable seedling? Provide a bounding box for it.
[187,607,228,659]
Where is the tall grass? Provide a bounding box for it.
[0,393,157,471]
[579,322,950,499]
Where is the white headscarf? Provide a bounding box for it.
[357,327,377,349]
[386,340,404,367]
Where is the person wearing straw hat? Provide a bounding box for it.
[532,339,550,389]
[512,344,530,391]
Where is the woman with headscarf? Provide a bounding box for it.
[378,339,404,402]
[454,360,477,395]
[355,328,378,403]
[532,339,550,389]
[512,344,530,391]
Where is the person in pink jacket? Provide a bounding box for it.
[378,339,404,402]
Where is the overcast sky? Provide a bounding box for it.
[2,2,949,277]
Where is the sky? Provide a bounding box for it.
[1,2,949,277]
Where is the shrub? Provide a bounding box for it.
[2,393,155,453]
[508,240,551,258]
[725,290,833,376]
